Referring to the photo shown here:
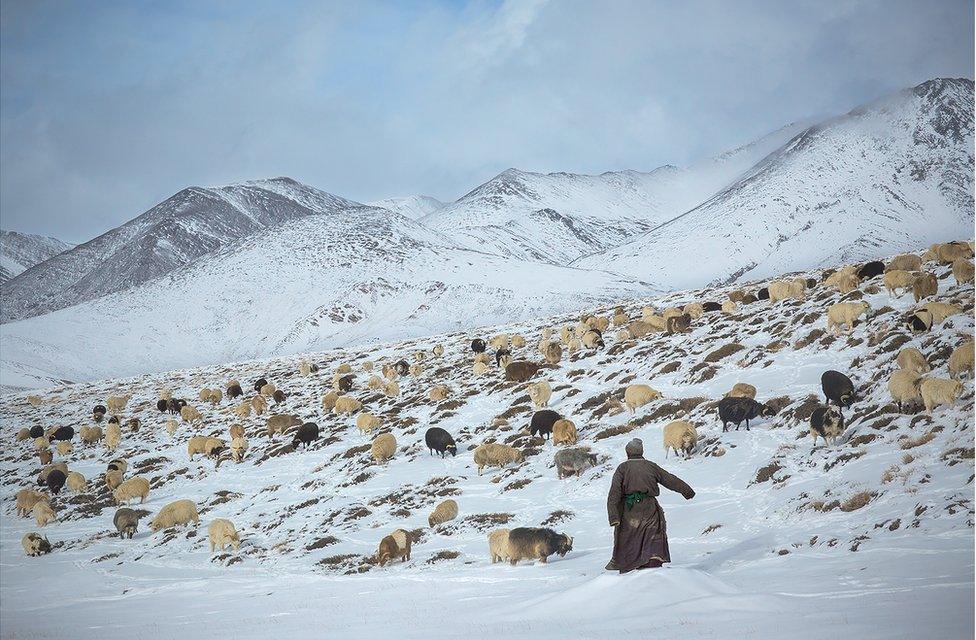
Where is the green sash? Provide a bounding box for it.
[625,491,648,511]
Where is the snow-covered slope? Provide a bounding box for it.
[0,178,364,323]
[576,78,975,289]
[0,248,972,639]
[0,230,72,283]
[421,123,808,263]
[0,207,655,388]
[368,195,446,220]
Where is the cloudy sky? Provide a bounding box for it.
[1,0,973,242]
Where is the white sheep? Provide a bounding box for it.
[826,301,869,334]
[663,420,698,458]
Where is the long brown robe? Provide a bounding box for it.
[607,455,695,573]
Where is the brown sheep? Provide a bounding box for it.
[371,432,397,462]
[888,369,923,412]
[56,441,72,456]
[180,405,203,423]
[367,375,384,390]
[150,499,199,531]
[16,428,30,441]
[259,383,277,398]
[80,425,104,444]
[544,342,562,365]
[377,529,411,566]
[37,448,53,465]
[251,395,268,415]
[826,301,869,334]
[33,500,57,527]
[321,391,339,411]
[883,270,915,297]
[948,340,974,379]
[233,401,252,419]
[113,476,150,505]
[15,489,49,517]
[666,314,691,334]
[726,382,757,399]
[663,420,698,458]
[204,437,225,458]
[952,259,974,285]
[66,471,87,494]
[229,424,245,440]
[356,412,382,435]
[552,419,578,445]
[920,378,964,414]
[429,384,451,402]
[266,414,302,437]
[911,272,938,302]
[824,270,860,294]
[896,348,930,374]
[166,419,178,437]
[473,443,523,475]
[920,302,962,325]
[383,380,400,397]
[428,499,459,527]
[505,361,539,382]
[104,470,125,491]
[887,253,922,272]
[187,436,209,460]
[333,396,362,415]
[511,334,526,348]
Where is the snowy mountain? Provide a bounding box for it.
[421,123,809,263]
[1,247,972,639]
[0,206,654,388]
[368,195,446,220]
[0,178,364,323]
[0,230,72,283]
[575,78,975,289]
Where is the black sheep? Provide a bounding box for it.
[253,377,269,392]
[821,370,856,412]
[702,302,722,312]
[336,374,355,392]
[394,360,410,376]
[308,363,320,373]
[471,338,487,353]
[494,348,511,367]
[292,422,320,449]
[108,415,120,425]
[530,410,561,440]
[757,287,769,300]
[46,469,67,495]
[29,425,44,439]
[717,396,772,432]
[806,277,817,289]
[92,404,106,417]
[49,426,74,442]
[156,399,168,413]
[273,389,287,404]
[227,384,244,399]
[167,398,187,414]
[424,427,457,457]
[857,260,884,280]
[908,312,931,333]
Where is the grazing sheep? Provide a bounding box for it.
[505,361,539,382]
[473,443,524,475]
[104,470,124,491]
[908,310,934,333]
[333,396,362,415]
[227,383,243,399]
[612,311,631,326]
[948,340,974,379]
[37,448,53,465]
[106,394,132,414]
[666,313,692,334]
[470,338,487,353]
[489,334,510,351]
[204,437,226,458]
[382,363,399,380]
[321,391,339,412]
[553,448,598,478]
[46,469,67,495]
[29,425,44,439]
[529,409,561,440]
[919,378,964,414]
[180,405,202,423]
[230,437,249,462]
[356,412,382,435]
[208,518,241,552]
[113,476,150,505]
[424,427,457,457]
[683,303,704,320]
[544,342,563,365]
[38,462,67,487]
[333,374,355,392]
[952,259,975,285]
[912,273,938,302]
[857,261,885,279]
[429,384,451,402]
[409,363,424,377]
[92,404,106,420]
[336,363,353,375]
[266,414,302,437]
[65,471,87,494]
[16,428,30,441]
[377,529,412,566]
[383,380,400,397]
[887,254,922,272]
[552,419,578,445]
[930,241,974,264]
[371,433,397,462]
[55,441,72,456]
[299,361,313,376]
[27,395,43,407]
[432,344,445,357]
[809,406,845,446]
[489,528,512,563]
[920,302,962,325]
[156,399,169,413]
[253,378,269,393]
[167,399,187,414]
[624,384,662,412]
[367,375,384,390]
[717,396,772,431]
[16,489,49,517]
[229,424,245,440]
[888,369,923,413]
[472,361,490,376]
[507,528,573,565]
[114,508,140,539]
[251,395,268,415]
[293,422,323,448]
[107,458,128,473]
[721,299,738,315]
[259,383,277,398]
[22,532,52,556]
[428,499,459,527]
[821,370,856,412]
[768,280,804,302]
[527,381,552,409]
[150,499,200,531]
[33,500,56,527]
[826,301,870,334]
[701,301,723,313]
[80,425,104,444]
[896,347,930,374]
[883,270,916,297]
[208,389,223,405]
[166,420,178,437]
[49,426,74,442]
[825,270,861,294]
[663,420,698,458]
[198,387,213,402]
[187,436,209,460]
[33,436,48,450]
[726,382,757,399]
[581,330,604,349]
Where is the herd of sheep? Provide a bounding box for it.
[7,240,975,569]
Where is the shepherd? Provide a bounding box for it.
[606,438,695,572]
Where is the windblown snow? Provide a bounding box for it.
[0,247,972,640]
